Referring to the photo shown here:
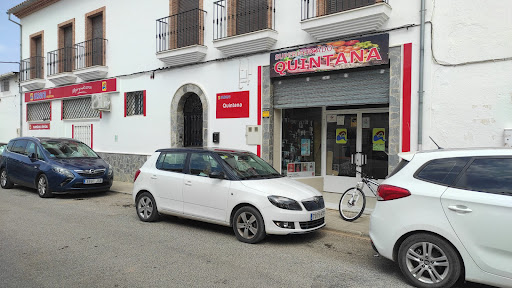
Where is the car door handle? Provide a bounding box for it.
[184,181,192,186]
[150,175,157,179]
[448,205,473,214]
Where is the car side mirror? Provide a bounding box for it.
[28,153,37,161]
[209,171,225,179]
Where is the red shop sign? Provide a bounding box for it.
[29,123,50,130]
[25,78,117,103]
[216,91,249,119]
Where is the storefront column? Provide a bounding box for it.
[260,66,273,165]
[388,46,402,171]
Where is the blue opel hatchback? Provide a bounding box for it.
[0,137,113,197]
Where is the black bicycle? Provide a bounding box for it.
[338,171,380,221]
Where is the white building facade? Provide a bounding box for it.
[0,72,20,144]
[7,0,512,189]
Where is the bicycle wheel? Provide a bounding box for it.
[339,187,366,221]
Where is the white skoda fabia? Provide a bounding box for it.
[133,148,326,243]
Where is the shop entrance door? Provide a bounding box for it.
[323,108,389,194]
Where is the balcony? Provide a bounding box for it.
[213,0,277,57]
[300,0,391,40]
[20,56,46,91]
[47,47,77,86]
[156,9,207,67]
[73,38,108,81]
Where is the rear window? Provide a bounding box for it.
[455,158,512,195]
[415,157,470,186]
[387,159,409,178]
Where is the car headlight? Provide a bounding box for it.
[52,166,74,178]
[108,164,113,176]
[268,195,302,211]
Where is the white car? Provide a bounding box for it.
[370,148,512,288]
[133,148,326,243]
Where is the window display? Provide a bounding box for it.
[281,108,321,176]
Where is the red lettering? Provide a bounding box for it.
[309,56,321,68]
[287,59,298,71]
[335,53,348,65]
[322,54,334,65]
[366,47,382,61]
[351,50,364,63]
[274,61,286,75]
[299,58,307,69]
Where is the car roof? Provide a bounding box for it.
[399,147,512,161]
[9,137,82,143]
[156,147,251,154]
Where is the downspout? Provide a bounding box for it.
[418,0,426,150]
[8,12,23,137]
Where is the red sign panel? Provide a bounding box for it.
[216,91,250,119]
[25,78,117,103]
[29,123,50,130]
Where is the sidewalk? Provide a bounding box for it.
[111,181,372,238]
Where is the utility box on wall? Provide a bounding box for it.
[246,125,261,145]
[505,129,512,147]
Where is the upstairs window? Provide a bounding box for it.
[1,80,9,92]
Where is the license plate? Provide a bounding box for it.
[84,178,103,184]
[310,210,325,221]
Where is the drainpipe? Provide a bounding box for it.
[8,12,23,137]
[418,0,426,150]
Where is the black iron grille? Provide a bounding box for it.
[302,196,325,211]
[300,218,325,229]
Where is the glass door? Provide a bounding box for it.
[323,109,389,194]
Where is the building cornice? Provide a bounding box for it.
[7,0,60,19]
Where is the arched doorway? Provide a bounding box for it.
[170,84,208,148]
[183,94,203,147]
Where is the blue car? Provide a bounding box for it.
[0,137,113,197]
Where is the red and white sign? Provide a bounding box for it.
[29,123,50,130]
[25,78,117,103]
[216,91,249,119]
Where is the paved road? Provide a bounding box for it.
[0,187,491,288]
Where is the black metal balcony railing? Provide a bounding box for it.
[301,0,387,20]
[74,38,107,70]
[20,56,44,82]
[213,0,275,40]
[47,47,74,76]
[156,8,206,53]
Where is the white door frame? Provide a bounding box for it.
[322,107,389,193]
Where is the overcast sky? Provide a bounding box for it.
[0,0,24,75]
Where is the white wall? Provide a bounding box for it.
[0,75,20,143]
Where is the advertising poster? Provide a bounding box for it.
[216,91,250,118]
[287,162,315,177]
[270,33,389,78]
[373,128,386,151]
[301,139,311,156]
[29,123,50,130]
[336,129,347,144]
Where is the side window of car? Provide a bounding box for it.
[456,157,512,195]
[415,157,470,186]
[11,140,28,155]
[189,153,222,177]
[25,141,37,157]
[156,152,187,173]
[7,141,15,151]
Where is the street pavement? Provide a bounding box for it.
[111,180,374,238]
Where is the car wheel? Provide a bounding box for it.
[0,168,14,189]
[136,192,159,222]
[233,206,266,244]
[37,174,53,198]
[398,233,462,288]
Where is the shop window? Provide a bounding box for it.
[27,102,51,122]
[125,90,146,117]
[281,108,322,177]
[63,97,100,120]
[1,80,9,92]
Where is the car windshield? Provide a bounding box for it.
[217,151,281,180]
[41,140,98,159]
